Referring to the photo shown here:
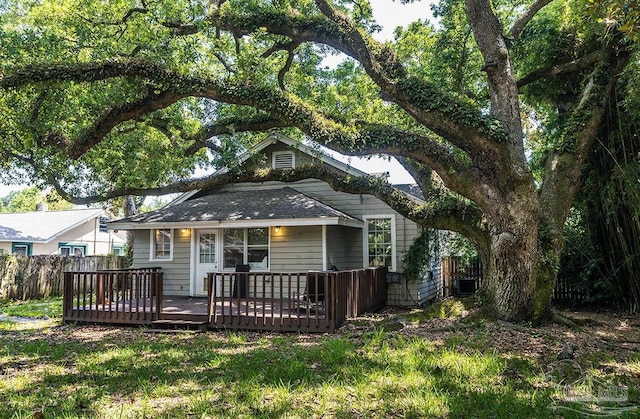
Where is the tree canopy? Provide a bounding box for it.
[1,0,637,321]
[0,187,73,213]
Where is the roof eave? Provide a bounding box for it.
[108,217,363,231]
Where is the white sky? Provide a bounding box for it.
[0,1,435,196]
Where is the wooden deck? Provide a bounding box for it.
[63,267,387,333]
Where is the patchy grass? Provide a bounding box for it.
[0,299,638,418]
[395,297,474,325]
[0,297,63,319]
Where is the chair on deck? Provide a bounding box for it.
[232,264,251,298]
[294,271,330,314]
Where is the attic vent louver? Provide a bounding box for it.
[272,151,295,169]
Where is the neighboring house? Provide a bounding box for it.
[0,207,127,256]
[109,133,441,306]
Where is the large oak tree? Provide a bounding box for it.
[0,0,635,321]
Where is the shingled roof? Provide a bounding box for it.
[110,188,361,228]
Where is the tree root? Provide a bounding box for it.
[551,310,581,331]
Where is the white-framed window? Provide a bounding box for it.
[12,243,32,256]
[223,227,269,270]
[363,215,396,271]
[112,244,125,256]
[150,228,173,261]
[272,151,295,169]
[59,243,87,256]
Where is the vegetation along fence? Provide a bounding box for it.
[0,255,126,300]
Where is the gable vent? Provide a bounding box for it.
[273,151,295,169]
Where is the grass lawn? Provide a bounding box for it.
[0,298,638,418]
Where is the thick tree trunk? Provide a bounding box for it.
[480,180,548,322]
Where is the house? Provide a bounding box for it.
[109,133,441,307]
[0,206,126,256]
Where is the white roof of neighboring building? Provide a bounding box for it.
[0,208,105,243]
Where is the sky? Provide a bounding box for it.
[0,1,435,196]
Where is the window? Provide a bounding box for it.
[365,216,395,271]
[12,243,32,256]
[223,229,244,268]
[223,228,269,269]
[272,151,295,169]
[99,216,110,233]
[59,243,87,256]
[112,244,125,256]
[247,228,269,269]
[151,229,173,260]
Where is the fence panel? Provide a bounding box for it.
[0,255,126,300]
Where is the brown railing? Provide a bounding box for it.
[206,267,386,332]
[342,268,387,317]
[63,267,387,332]
[63,268,163,325]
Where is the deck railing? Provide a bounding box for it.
[63,268,163,324]
[342,268,387,317]
[62,266,387,332]
[206,267,387,332]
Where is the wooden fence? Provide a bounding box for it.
[342,268,387,317]
[442,256,587,303]
[0,255,126,300]
[553,276,585,302]
[441,257,483,297]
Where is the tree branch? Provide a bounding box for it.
[4,59,495,201]
[67,89,193,159]
[539,45,631,246]
[466,0,525,162]
[396,156,490,251]
[209,5,505,159]
[47,162,487,243]
[182,115,292,155]
[517,50,606,88]
[162,21,199,36]
[508,0,554,42]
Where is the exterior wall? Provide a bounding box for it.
[326,225,362,270]
[132,228,192,296]
[37,218,124,255]
[216,179,421,272]
[268,225,323,271]
[0,217,126,256]
[128,173,424,304]
[131,226,325,296]
[387,267,442,306]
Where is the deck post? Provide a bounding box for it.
[154,271,164,321]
